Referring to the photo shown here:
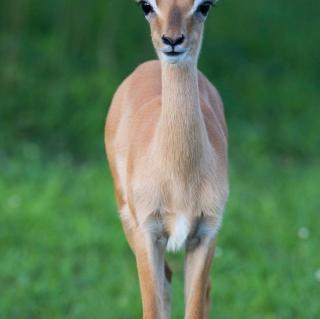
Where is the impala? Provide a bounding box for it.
[105,0,229,318]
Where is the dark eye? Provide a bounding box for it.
[196,1,213,16]
[138,1,154,16]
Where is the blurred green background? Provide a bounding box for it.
[0,0,319,318]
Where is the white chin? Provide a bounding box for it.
[160,52,190,64]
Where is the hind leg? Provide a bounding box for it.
[163,261,172,319]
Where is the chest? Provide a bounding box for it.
[131,160,219,221]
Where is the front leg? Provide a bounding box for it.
[184,238,215,319]
[132,225,167,319]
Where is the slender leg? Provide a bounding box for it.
[125,224,166,319]
[204,281,211,319]
[163,261,173,319]
[184,240,215,319]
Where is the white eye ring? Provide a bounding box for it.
[196,1,214,16]
[138,1,155,16]
[138,0,160,16]
[191,0,216,17]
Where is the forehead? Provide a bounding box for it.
[155,0,196,10]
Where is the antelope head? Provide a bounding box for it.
[136,0,218,64]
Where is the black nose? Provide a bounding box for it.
[162,34,185,47]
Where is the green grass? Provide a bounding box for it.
[1,153,319,318]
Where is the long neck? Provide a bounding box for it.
[157,61,208,176]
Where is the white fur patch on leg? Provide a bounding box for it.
[166,215,189,252]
